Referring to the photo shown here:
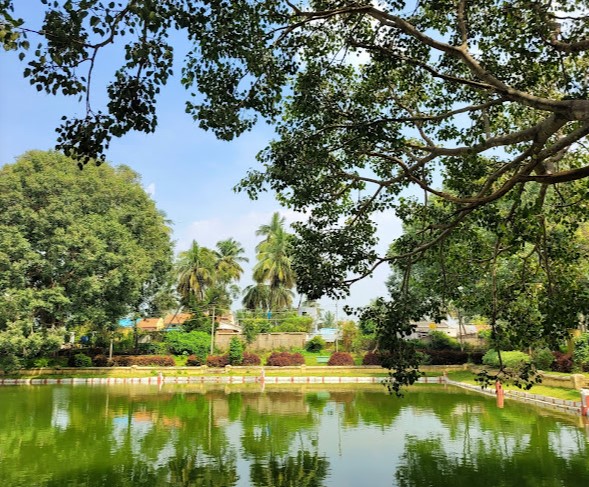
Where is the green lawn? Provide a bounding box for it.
[447,370,581,401]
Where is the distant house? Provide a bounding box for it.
[407,317,480,340]
[136,317,164,332]
[163,312,192,330]
[216,312,242,334]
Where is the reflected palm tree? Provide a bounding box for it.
[168,453,239,487]
[250,450,329,487]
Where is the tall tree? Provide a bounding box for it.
[250,212,296,310]
[0,150,173,367]
[176,241,217,305]
[177,238,248,313]
[7,1,589,300]
[215,238,248,285]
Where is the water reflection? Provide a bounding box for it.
[0,384,587,486]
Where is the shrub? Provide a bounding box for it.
[241,352,261,366]
[33,357,50,368]
[107,355,175,366]
[327,352,355,366]
[423,349,469,365]
[186,354,204,366]
[305,336,326,353]
[551,352,574,373]
[482,349,530,369]
[206,354,229,367]
[428,330,460,350]
[532,348,555,371]
[362,351,384,366]
[92,354,112,367]
[164,330,210,359]
[228,337,244,365]
[266,351,305,366]
[573,332,589,372]
[73,353,93,368]
[467,351,485,365]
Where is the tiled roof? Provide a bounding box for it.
[163,313,192,325]
[137,318,162,330]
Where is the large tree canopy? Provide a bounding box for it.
[3,1,589,300]
[0,150,174,334]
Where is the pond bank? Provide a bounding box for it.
[1,366,587,418]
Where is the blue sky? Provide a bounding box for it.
[0,2,401,313]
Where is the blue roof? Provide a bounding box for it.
[118,318,138,328]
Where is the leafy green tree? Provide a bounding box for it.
[9,1,589,380]
[164,330,210,359]
[0,151,173,366]
[6,2,589,298]
[228,336,244,365]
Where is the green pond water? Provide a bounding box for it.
[0,383,588,486]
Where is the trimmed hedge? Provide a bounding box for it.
[186,354,204,366]
[92,355,175,367]
[206,354,230,367]
[266,351,305,367]
[327,352,354,366]
[242,352,261,366]
[362,351,385,366]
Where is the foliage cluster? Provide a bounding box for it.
[482,350,531,370]
[573,333,589,372]
[265,352,304,367]
[551,352,574,373]
[163,330,210,359]
[421,350,484,366]
[93,355,175,367]
[0,322,64,372]
[426,331,461,351]
[362,352,387,366]
[228,337,244,366]
[532,348,556,371]
[327,352,354,366]
[206,354,230,368]
[305,336,325,353]
[72,353,93,368]
[186,354,204,366]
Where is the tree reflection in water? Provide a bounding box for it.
[250,450,329,487]
[1,384,588,486]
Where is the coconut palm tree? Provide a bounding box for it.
[248,212,296,310]
[215,238,248,284]
[176,240,217,305]
[242,283,271,311]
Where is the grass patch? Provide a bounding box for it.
[447,370,581,401]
